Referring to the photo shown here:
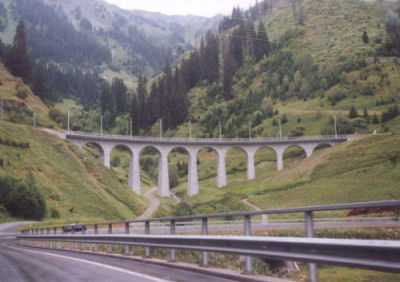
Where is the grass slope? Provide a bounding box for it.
[0,64,54,127]
[151,134,400,220]
[0,121,147,222]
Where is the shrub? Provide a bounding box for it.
[0,175,46,220]
[16,90,28,99]
[381,105,399,123]
[50,208,60,219]
[48,107,67,128]
[328,91,346,105]
[289,127,305,137]
[111,155,121,167]
[169,167,179,189]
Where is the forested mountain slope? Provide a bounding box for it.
[0,0,220,106]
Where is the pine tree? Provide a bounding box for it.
[5,21,32,82]
[137,75,148,129]
[230,24,245,68]
[130,93,139,134]
[223,47,235,100]
[349,106,359,119]
[372,113,380,124]
[362,31,369,44]
[203,32,219,84]
[32,67,51,101]
[254,21,270,61]
[111,78,127,114]
[100,83,113,115]
[247,22,256,57]
[363,108,370,122]
[297,0,304,25]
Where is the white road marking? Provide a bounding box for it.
[5,244,170,282]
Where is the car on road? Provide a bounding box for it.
[62,224,87,233]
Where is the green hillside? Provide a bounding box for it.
[175,0,399,141]
[121,0,400,218]
[0,64,147,222]
[0,121,147,222]
[0,122,146,221]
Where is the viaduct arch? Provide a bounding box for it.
[67,132,347,198]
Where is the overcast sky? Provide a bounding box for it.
[104,0,258,17]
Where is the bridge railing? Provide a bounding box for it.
[19,200,400,281]
[66,131,349,143]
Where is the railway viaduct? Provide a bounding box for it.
[66,132,348,197]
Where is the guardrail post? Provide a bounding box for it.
[144,221,150,258]
[170,220,176,262]
[53,228,57,248]
[46,228,50,248]
[94,224,98,252]
[82,225,86,251]
[305,211,318,282]
[201,218,209,267]
[125,222,130,255]
[244,215,253,274]
[108,223,113,253]
[61,228,65,249]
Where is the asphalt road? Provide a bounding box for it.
[0,239,240,282]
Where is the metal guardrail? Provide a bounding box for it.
[18,235,400,273]
[20,200,400,282]
[66,131,349,145]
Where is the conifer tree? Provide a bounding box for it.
[100,83,113,115]
[5,21,32,82]
[363,108,370,122]
[254,21,270,61]
[372,113,380,124]
[203,32,220,84]
[362,31,369,44]
[112,78,127,114]
[247,22,256,57]
[32,67,51,101]
[349,106,359,119]
[137,75,148,129]
[230,24,245,68]
[223,46,235,100]
[130,93,139,134]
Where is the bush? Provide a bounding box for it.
[289,127,305,137]
[328,91,346,106]
[111,155,121,167]
[169,167,179,189]
[48,107,67,128]
[0,175,46,220]
[381,105,399,123]
[50,208,60,219]
[16,90,28,99]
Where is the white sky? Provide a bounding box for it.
[104,0,258,17]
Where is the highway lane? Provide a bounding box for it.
[0,240,239,282]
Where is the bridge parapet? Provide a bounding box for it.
[66,131,348,146]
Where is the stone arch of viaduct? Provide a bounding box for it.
[67,133,347,198]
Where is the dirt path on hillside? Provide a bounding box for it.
[273,148,333,182]
[241,199,269,223]
[170,190,181,204]
[40,128,66,139]
[138,187,160,220]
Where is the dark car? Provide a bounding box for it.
[62,224,87,233]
